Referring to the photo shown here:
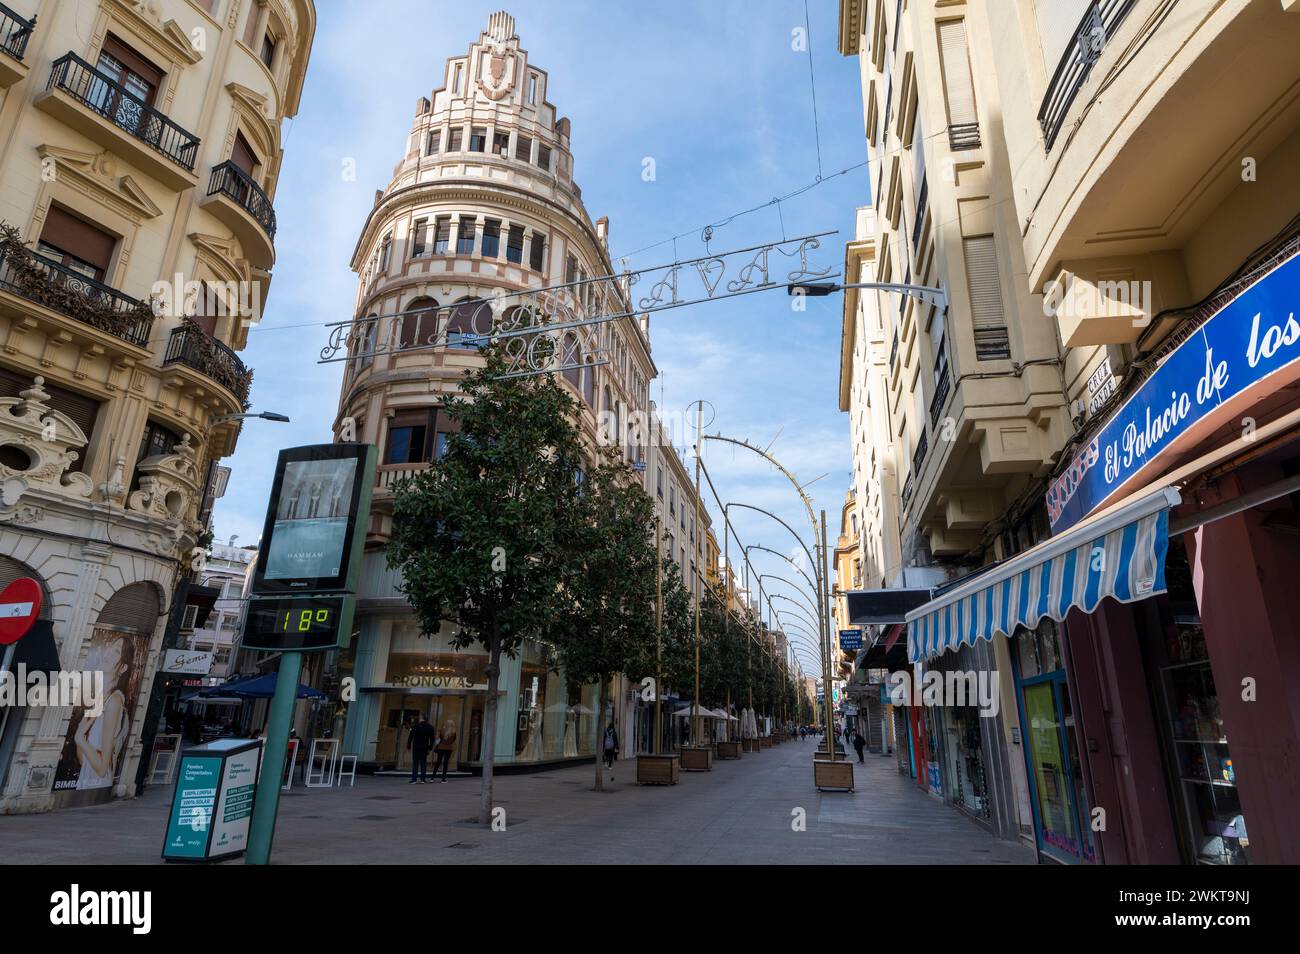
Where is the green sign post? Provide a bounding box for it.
[243,443,375,866]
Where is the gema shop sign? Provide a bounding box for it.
[1047,250,1300,534]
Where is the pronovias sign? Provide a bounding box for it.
[1047,250,1300,534]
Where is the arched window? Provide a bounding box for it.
[581,350,595,407]
[58,581,160,796]
[401,296,438,350]
[562,334,581,391]
[446,297,487,348]
[603,386,618,449]
[354,315,378,373]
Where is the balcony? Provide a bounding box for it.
[929,365,951,427]
[911,178,928,251]
[34,53,200,190]
[0,225,153,349]
[375,463,430,495]
[912,429,929,478]
[163,323,251,405]
[0,3,34,88]
[1038,0,1136,151]
[198,161,276,269]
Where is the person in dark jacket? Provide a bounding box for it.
[602,721,619,773]
[852,729,867,763]
[407,715,436,783]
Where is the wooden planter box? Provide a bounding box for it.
[813,748,846,761]
[636,754,680,785]
[814,759,854,792]
[759,735,773,748]
[679,745,713,771]
[716,740,743,760]
[742,738,760,752]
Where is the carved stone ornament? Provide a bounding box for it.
[126,432,202,521]
[0,376,94,514]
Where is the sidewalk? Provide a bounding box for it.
[1,737,1034,864]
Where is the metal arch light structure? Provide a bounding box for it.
[706,432,835,756]
[757,573,818,615]
[745,544,819,598]
[769,594,819,633]
[725,503,816,575]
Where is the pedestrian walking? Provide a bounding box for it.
[602,720,619,776]
[433,719,457,782]
[407,714,435,783]
[852,728,867,763]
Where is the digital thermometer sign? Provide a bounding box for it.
[242,595,354,652]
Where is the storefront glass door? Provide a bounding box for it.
[1014,620,1097,863]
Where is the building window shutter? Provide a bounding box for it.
[962,235,1011,360]
[97,582,161,633]
[937,19,977,127]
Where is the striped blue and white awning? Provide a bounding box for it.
[906,486,1180,663]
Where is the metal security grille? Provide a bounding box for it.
[96,582,160,634]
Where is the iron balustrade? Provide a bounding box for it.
[1038,0,1136,151]
[948,123,981,151]
[163,325,250,403]
[207,161,277,240]
[0,242,152,347]
[912,177,928,250]
[888,327,900,376]
[46,53,200,170]
[930,364,951,426]
[912,428,929,477]
[0,3,34,61]
[901,470,915,510]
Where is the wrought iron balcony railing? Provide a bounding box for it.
[912,177,928,250]
[207,161,277,240]
[163,324,252,404]
[930,364,951,427]
[912,428,929,477]
[0,226,152,347]
[888,327,899,376]
[948,123,981,151]
[0,3,34,61]
[1038,0,1136,151]
[47,52,200,170]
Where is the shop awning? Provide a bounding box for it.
[906,485,1180,663]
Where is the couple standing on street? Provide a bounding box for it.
[408,715,458,783]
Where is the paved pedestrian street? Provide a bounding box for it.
[4,740,1030,865]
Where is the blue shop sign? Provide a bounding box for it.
[839,629,863,651]
[1047,250,1300,534]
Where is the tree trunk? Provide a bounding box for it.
[480,635,502,827]
[594,675,608,792]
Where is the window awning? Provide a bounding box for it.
[906,485,1180,663]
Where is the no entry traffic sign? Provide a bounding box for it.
[0,577,42,645]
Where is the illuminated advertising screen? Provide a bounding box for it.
[252,444,375,595]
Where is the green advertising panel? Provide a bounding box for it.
[162,739,263,862]
[162,754,221,860]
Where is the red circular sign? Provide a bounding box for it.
[0,577,42,645]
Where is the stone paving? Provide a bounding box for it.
[2,737,1035,864]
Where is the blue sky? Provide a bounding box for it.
[215,0,868,663]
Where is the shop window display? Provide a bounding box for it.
[1151,540,1248,864]
[512,642,597,762]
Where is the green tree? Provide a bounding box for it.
[387,348,586,826]
[551,454,659,791]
